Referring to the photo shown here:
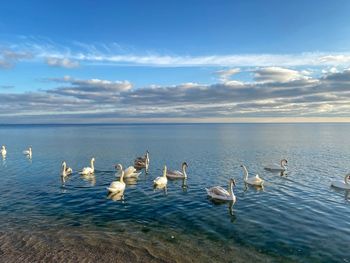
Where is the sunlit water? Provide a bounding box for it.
[0,124,349,262]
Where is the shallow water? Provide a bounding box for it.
[0,123,350,262]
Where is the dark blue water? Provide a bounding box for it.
[0,124,349,262]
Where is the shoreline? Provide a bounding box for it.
[0,225,289,263]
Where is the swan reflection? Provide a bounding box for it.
[153,184,168,195]
[107,191,125,201]
[80,174,96,186]
[208,199,237,222]
[181,178,188,192]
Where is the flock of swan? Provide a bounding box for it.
[1,145,350,203]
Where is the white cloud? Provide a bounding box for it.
[3,40,350,68]
[253,67,310,83]
[216,68,240,82]
[46,57,79,68]
[319,55,350,64]
[0,49,32,69]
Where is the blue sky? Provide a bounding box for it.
[1,0,350,123]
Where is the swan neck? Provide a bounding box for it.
[62,163,66,175]
[182,165,187,178]
[120,171,125,183]
[91,159,94,170]
[229,181,234,198]
[163,167,167,177]
[242,166,248,181]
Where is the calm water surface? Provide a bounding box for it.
[0,124,349,262]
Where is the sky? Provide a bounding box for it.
[1,0,350,123]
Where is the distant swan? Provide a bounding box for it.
[154,165,168,187]
[23,147,32,158]
[61,161,73,177]
[264,159,288,172]
[331,173,350,190]
[206,178,236,202]
[115,164,141,178]
[167,162,188,179]
[80,158,95,175]
[107,168,126,193]
[1,145,6,157]
[241,164,264,186]
[134,150,150,173]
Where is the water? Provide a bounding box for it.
[0,123,349,262]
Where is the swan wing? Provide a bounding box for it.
[107,181,125,192]
[124,166,136,175]
[166,170,184,178]
[264,163,284,171]
[154,176,167,185]
[80,167,93,174]
[134,159,146,167]
[208,186,230,197]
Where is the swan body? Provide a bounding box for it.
[107,169,125,193]
[134,151,150,173]
[264,159,288,172]
[61,161,73,177]
[167,162,188,179]
[80,158,95,175]
[23,147,32,158]
[206,179,236,202]
[115,164,141,178]
[241,165,264,186]
[1,146,6,157]
[331,174,350,190]
[154,165,168,186]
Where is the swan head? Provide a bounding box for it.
[1,145,5,150]
[230,178,236,187]
[182,162,188,169]
[62,161,66,167]
[281,159,288,166]
[115,163,123,171]
[91,157,95,163]
[345,173,350,184]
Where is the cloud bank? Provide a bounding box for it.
[1,67,350,123]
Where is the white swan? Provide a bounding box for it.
[61,161,73,177]
[331,173,350,190]
[80,158,95,175]
[1,145,6,157]
[107,169,126,193]
[134,150,150,173]
[206,178,236,202]
[154,165,168,187]
[23,147,32,158]
[241,164,264,186]
[115,164,141,178]
[264,159,288,172]
[167,162,188,179]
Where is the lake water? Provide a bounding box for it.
[0,124,349,262]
